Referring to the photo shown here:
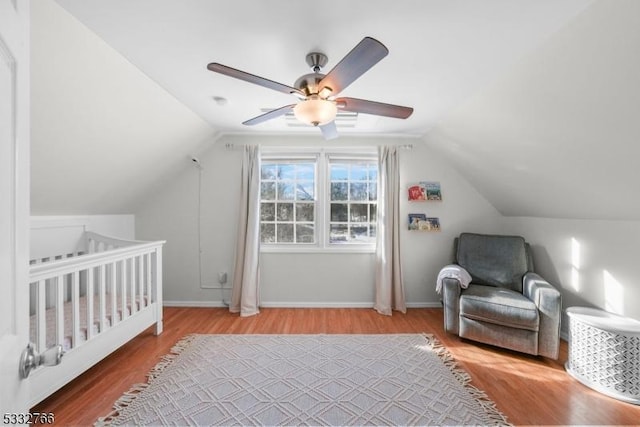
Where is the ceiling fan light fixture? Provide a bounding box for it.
[293,97,337,126]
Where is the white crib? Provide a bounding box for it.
[27,231,165,407]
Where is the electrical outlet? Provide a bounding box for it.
[218,272,227,285]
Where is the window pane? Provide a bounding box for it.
[350,224,369,242]
[277,182,295,200]
[261,182,276,200]
[370,224,377,239]
[261,164,276,180]
[260,203,275,221]
[368,165,378,181]
[349,183,368,201]
[277,224,294,242]
[370,204,377,222]
[350,204,368,222]
[296,181,314,200]
[260,223,275,243]
[296,203,314,221]
[350,164,368,180]
[331,182,348,201]
[329,224,348,243]
[276,203,294,221]
[331,203,348,222]
[296,224,314,243]
[368,183,377,201]
[297,163,314,180]
[330,164,348,180]
[278,164,295,179]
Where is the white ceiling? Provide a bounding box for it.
[38,0,640,221]
[55,0,593,138]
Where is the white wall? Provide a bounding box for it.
[503,217,640,330]
[134,134,503,307]
[30,215,134,260]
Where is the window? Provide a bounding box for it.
[260,160,316,244]
[328,160,377,244]
[260,149,378,251]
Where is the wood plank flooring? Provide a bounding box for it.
[32,307,640,426]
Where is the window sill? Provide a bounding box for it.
[260,245,376,254]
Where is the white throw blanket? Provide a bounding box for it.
[436,264,472,294]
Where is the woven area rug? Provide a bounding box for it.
[97,334,511,426]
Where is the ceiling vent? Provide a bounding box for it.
[260,108,359,128]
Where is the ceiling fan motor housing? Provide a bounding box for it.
[295,73,326,97]
[294,52,330,97]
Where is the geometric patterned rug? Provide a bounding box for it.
[96,334,511,426]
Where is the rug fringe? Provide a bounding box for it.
[422,333,513,427]
[94,334,200,426]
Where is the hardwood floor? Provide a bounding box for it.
[33,307,639,426]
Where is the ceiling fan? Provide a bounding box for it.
[207,37,413,140]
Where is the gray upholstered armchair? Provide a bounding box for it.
[441,233,561,359]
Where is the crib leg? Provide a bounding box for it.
[155,320,163,335]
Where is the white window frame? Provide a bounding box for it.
[260,147,378,254]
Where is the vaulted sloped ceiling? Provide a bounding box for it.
[31,0,217,214]
[32,0,640,220]
[425,0,640,220]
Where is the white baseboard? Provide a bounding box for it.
[260,301,374,308]
[406,302,442,308]
[164,300,228,308]
[164,301,442,309]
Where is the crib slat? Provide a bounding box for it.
[86,268,94,340]
[129,257,136,315]
[119,259,127,320]
[110,262,117,326]
[145,253,151,308]
[98,264,106,333]
[138,255,144,310]
[71,271,80,349]
[56,275,64,347]
[37,280,47,352]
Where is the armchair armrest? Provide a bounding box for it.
[523,272,562,359]
[442,278,462,334]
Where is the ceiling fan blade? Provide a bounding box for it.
[318,37,389,96]
[207,63,305,98]
[242,104,296,126]
[336,97,413,119]
[319,121,339,140]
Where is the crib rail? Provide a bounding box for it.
[84,231,150,253]
[29,234,165,354]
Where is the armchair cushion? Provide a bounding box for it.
[456,233,529,292]
[460,285,539,331]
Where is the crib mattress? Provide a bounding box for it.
[29,295,147,352]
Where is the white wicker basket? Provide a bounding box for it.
[565,306,640,405]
